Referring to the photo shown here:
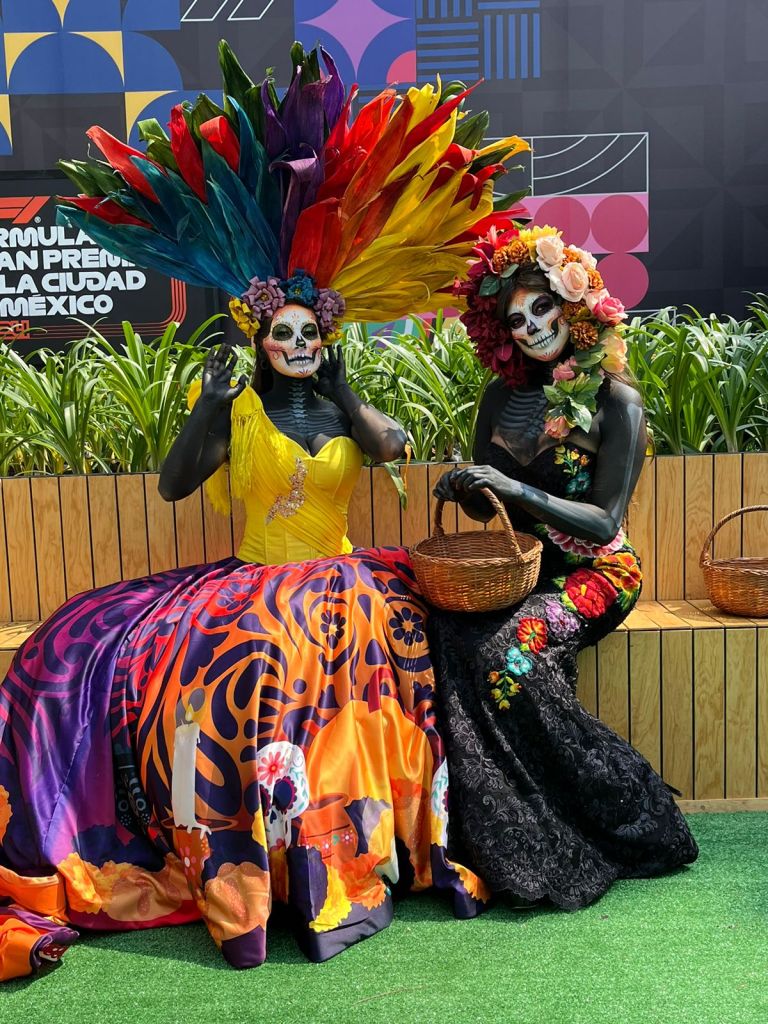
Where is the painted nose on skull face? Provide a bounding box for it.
[263,304,322,378]
[505,287,569,362]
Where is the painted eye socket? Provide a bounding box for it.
[301,323,319,340]
[532,295,555,316]
[272,324,294,342]
[506,313,526,331]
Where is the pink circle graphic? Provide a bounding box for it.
[597,254,649,309]
[591,195,648,253]
[531,197,591,247]
[387,50,417,85]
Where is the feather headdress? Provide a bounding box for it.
[57,41,529,337]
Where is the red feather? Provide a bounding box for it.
[320,90,396,201]
[443,143,476,169]
[199,116,240,173]
[169,106,206,202]
[324,85,359,179]
[63,195,148,227]
[86,126,161,202]
[288,199,343,284]
[340,95,413,215]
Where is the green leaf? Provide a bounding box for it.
[500,263,519,279]
[572,404,594,434]
[479,275,501,296]
[493,188,531,212]
[454,110,489,150]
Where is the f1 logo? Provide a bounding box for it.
[0,196,50,224]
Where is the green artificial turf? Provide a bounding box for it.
[3,813,766,1024]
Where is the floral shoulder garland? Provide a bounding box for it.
[457,226,630,440]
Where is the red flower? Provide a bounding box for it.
[517,617,548,654]
[563,569,617,619]
[199,116,241,173]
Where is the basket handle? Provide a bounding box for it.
[699,504,768,567]
[433,486,523,561]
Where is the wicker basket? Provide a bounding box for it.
[411,487,542,612]
[700,505,768,617]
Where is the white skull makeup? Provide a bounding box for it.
[505,287,569,362]
[263,304,322,378]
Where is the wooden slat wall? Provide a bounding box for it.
[1,453,767,611]
[0,457,765,805]
[575,621,768,802]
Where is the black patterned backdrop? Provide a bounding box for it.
[0,0,764,348]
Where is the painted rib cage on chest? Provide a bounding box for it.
[497,390,549,442]
[265,405,348,453]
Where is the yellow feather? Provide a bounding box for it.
[384,111,457,186]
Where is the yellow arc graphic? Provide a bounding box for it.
[52,0,72,26]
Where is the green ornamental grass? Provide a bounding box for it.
[2,301,768,477]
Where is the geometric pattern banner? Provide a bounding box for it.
[0,0,764,337]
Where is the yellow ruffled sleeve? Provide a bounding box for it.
[186,379,231,516]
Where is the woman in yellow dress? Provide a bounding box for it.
[0,43,528,978]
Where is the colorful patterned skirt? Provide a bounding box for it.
[0,549,486,981]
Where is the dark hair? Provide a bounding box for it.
[495,266,552,322]
[249,324,274,395]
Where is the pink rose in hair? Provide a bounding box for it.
[544,415,570,439]
[586,288,627,325]
[548,262,589,302]
[552,360,576,382]
[535,235,565,270]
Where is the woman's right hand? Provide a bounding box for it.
[201,343,247,407]
[432,469,460,502]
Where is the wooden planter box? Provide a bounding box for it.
[1,453,768,811]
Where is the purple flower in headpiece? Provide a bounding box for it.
[244,276,285,319]
[315,288,346,333]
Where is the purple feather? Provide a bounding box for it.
[271,152,323,275]
[262,79,288,161]
[281,73,327,156]
[320,48,345,133]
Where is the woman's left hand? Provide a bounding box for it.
[313,345,349,402]
[448,465,519,501]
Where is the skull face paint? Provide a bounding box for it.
[263,304,322,378]
[505,287,569,362]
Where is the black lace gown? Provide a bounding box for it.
[427,442,698,909]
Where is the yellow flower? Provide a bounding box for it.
[498,699,510,710]
[322,328,343,346]
[491,688,502,700]
[228,297,260,340]
[518,225,561,244]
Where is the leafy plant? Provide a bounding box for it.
[626,305,768,454]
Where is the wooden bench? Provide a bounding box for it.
[1,453,767,811]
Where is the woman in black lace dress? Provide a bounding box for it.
[429,228,698,908]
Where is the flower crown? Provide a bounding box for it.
[457,225,629,440]
[228,270,345,343]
